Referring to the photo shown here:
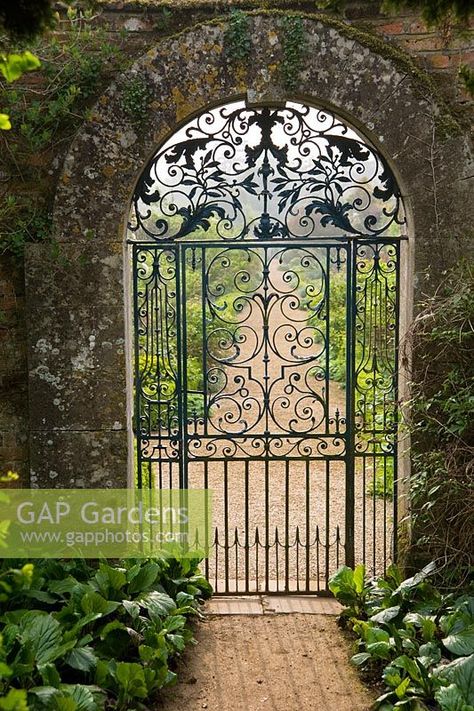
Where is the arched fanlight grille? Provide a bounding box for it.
[128,100,406,242]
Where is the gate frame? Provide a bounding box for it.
[123,94,412,583]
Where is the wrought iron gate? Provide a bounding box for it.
[129,100,405,594]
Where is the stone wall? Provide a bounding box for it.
[0,1,472,485]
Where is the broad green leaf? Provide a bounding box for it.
[436,684,474,711]
[54,698,77,711]
[21,614,62,665]
[23,589,57,604]
[66,647,98,673]
[443,625,474,657]
[353,564,366,594]
[40,662,61,688]
[80,592,120,616]
[367,641,392,659]
[29,686,60,705]
[114,662,147,699]
[166,633,186,652]
[49,578,81,596]
[351,652,371,666]
[0,688,28,711]
[93,565,126,597]
[0,662,12,678]
[394,562,436,597]
[60,685,102,711]
[417,641,442,667]
[435,655,474,705]
[99,620,126,641]
[328,566,354,598]
[371,606,401,625]
[122,600,140,619]
[393,655,423,684]
[164,615,187,633]
[139,591,176,620]
[128,562,159,595]
[0,52,41,83]
[395,677,411,699]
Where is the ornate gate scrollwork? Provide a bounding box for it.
[129,100,405,595]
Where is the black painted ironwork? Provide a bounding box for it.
[129,100,404,594]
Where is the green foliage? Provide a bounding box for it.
[2,15,122,153]
[280,15,306,91]
[121,77,151,127]
[328,564,371,617]
[0,198,51,260]
[0,557,212,711]
[224,10,251,63]
[366,460,394,500]
[330,563,474,710]
[0,51,41,130]
[407,259,474,586]
[459,65,474,98]
[382,0,473,26]
[0,52,40,84]
[293,259,396,500]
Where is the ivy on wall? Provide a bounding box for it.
[224,9,251,62]
[280,14,306,90]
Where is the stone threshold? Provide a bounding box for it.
[205,595,342,616]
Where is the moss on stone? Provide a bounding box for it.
[131,8,461,137]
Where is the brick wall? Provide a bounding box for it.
[0,256,28,484]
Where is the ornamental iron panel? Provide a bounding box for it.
[129,101,403,594]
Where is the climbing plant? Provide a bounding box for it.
[224,10,251,62]
[280,15,306,90]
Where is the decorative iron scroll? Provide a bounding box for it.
[354,242,399,455]
[128,101,406,242]
[204,246,329,436]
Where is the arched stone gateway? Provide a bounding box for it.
[25,14,472,594]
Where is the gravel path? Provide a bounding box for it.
[157,614,375,711]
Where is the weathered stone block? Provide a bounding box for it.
[27,305,127,431]
[30,430,128,488]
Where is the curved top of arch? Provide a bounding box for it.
[128,99,406,243]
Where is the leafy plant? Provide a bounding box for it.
[0,557,212,710]
[406,259,474,587]
[329,562,474,711]
[280,15,306,91]
[121,77,151,127]
[224,10,251,63]
[0,51,41,129]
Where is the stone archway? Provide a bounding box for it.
[26,13,472,522]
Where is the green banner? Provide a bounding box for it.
[0,489,212,558]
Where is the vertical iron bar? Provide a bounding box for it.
[305,459,310,592]
[345,240,356,569]
[204,460,209,581]
[132,244,143,489]
[245,460,250,593]
[392,240,401,563]
[265,458,270,593]
[201,246,208,435]
[224,459,229,593]
[325,459,330,587]
[285,459,290,592]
